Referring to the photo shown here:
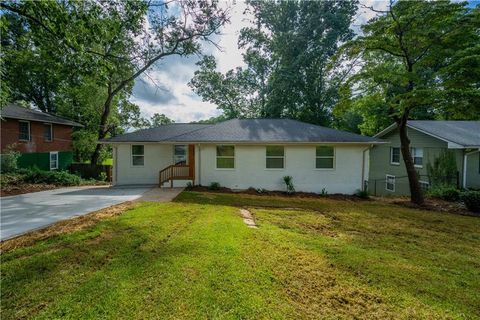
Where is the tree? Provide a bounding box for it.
[1,0,229,164]
[337,0,480,204]
[150,113,174,127]
[190,0,358,125]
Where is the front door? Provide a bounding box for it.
[174,145,188,165]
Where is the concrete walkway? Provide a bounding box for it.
[0,186,182,241]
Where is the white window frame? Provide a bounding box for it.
[19,120,31,141]
[390,147,400,165]
[265,146,285,170]
[44,123,53,142]
[131,145,145,167]
[386,174,395,192]
[49,151,58,170]
[315,146,335,170]
[411,147,423,168]
[419,180,430,192]
[173,145,188,165]
[216,145,235,170]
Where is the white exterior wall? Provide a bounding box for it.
[115,144,173,185]
[198,144,366,194]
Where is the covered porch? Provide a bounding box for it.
[159,144,196,187]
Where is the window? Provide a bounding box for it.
[386,175,395,192]
[49,152,58,170]
[19,121,30,141]
[411,147,423,167]
[44,123,53,142]
[316,146,335,169]
[174,145,187,165]
[131,145,144,166]
[419,181,430,192]
[390,147,400,165]
[266,146,284,169]
[216,145,235,169]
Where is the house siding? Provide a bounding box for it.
[198,144,366,194]
[369,127,466,196]
[1,118,74,153]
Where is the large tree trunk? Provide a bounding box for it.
[398,117,424,205]
[91,88,114,164]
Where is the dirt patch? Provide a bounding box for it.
[239,208,257,228]
[378,197,478,216]
[0,202,134,253]
[187,186,367,202]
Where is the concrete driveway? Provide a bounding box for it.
[0,186,154,240]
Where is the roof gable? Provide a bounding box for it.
[375,121,480,148]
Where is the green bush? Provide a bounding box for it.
[0,146,20,173]
[426,185,460,202]
[208,182,221,191]
[355,189,369,199]
[23,169,82,186]
[283,175,295,194]
[460,191,480,213]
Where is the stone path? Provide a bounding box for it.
[239,208,257,228]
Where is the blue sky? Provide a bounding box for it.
[130,0,478,123]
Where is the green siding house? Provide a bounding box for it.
[369,121,480,196]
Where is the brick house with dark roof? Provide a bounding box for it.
[1,104,83,170]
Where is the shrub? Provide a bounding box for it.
[355,189,370,199]
[426,185,460,202]
[186,181,194,189]
[320,188,328,197]
[23,168,82,186]
[99,172,108,182]
[208,182,221,191]
[460,191,480,213]
[283,176,295,194]
[0,145,20,173]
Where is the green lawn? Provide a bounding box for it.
[2,192,479,319]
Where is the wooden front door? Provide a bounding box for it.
[188,144,195,179]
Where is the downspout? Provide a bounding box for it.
[463,149,480,189]
[197,144,201,186]
[361,144,373,191]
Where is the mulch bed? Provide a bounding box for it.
[0,184,60,197]
[378,197,478,217]
[187,186,368,201]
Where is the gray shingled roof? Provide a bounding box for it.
[408,120,480,147]
[1,104,83,127]
[102,119,381,144]
[104,124,211,142]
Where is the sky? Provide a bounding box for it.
[129,0,475,124]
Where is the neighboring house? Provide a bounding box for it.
[100,119,383,194]
[369,121,480,196]
[1,104,83,170]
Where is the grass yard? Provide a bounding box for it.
[2,192,479,319]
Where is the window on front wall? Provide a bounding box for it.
[44,123,53,142]
[266,146,284,169]
[390,147,400,165]
[419,181,430,192]
[316,146,334,169]
[174,145,187,165]
[386,175,395,192]
[50,151,58,170]
[216,145,235,169]
[411,147,423,167]
[19,121,30,141]
[132,145,144,166]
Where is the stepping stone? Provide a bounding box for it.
[239,208,257,228]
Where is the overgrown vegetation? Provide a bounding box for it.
[426,185,461,202]
[427,151,458,187]
[208,182,221,191]
[0,145,20,173]
[2,192,479,319]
